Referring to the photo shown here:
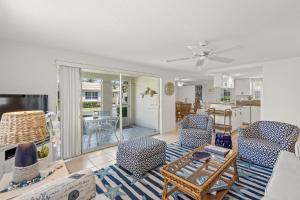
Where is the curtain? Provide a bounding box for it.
[59,66,82,159]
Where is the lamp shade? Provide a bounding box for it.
[0,111,49,145]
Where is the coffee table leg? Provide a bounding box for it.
[233,157,239,182]
[162,178,169,200]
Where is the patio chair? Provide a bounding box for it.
[99,117,120,143]
[83,119,101,148]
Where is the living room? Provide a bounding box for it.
[0,0,299,200]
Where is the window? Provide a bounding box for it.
[85,92,98,100]
[252,79,263,99]
[221,88,231,102]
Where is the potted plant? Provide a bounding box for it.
[38,145,49,170]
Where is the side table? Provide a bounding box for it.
[0,160,69,200]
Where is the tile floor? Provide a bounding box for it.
[65,129,238,174]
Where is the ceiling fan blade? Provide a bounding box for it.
[166,56,196,62]
[187,45,198,50]
[214,45,243,54]
[209,56,234,63]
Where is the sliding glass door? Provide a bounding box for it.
[81,70,160,153]
[81,71,121,152]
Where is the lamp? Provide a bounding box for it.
[0,111,49,182]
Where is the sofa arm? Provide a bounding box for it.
[281,128,299,152]
[16,169,96,200]
[179,117,189,129]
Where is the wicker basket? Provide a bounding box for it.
[0,111,49,145]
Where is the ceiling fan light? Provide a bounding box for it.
[177,81,184,87]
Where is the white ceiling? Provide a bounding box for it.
[0,0,300,74]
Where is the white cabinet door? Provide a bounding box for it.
[235,79,252,95]
[242,106,250,124]
[242,106,260,124]
[251,106,261,123]
[238,107,243,126]
[231,109,238,131]
[231,108,244,131]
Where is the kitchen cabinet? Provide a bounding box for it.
[251,106,261,123]
[242,106,261,124]
[235,79,252,95]
[222,75,234,88]
[214,74,234,88]
[242,106,250,124]
[231,107,243,131]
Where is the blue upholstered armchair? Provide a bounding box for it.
[179,114,213,148]
[238,121,300,168]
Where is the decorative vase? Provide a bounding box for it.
[14,142,40,183]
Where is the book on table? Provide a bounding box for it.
[204,145,230,157]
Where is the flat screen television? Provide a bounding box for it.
[0,94,48,119]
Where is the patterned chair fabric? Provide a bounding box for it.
[238,121,300,168]
[179,114,213,148]
[116,137,167,178]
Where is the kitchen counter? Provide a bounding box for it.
[209,103,242,110]
[209,101,261,131]
[236,100,261,107]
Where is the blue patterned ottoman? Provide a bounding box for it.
[116,137,167,178]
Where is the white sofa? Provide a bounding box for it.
[263,138,300,200]
[16,169,96,200]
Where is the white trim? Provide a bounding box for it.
[55,60,161,78]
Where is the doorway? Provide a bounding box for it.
[81,70,160,153]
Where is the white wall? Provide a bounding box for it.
[0,40,176,133]
[134,76,159,130]
[262,57,300,127]
[175,80,219,104]
[176,85,195,103]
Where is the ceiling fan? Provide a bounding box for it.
[166,41,241,70]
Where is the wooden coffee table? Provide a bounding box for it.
[160,145,238,200]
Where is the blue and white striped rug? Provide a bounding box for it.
[94,143,273,200]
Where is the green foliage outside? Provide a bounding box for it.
[221,96,231,102]
[83,101,101,108]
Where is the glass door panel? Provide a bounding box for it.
[81,71,121,152]
[81,70,160,153]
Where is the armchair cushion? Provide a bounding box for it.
[239,138,280,153]
[238,137,281,168]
